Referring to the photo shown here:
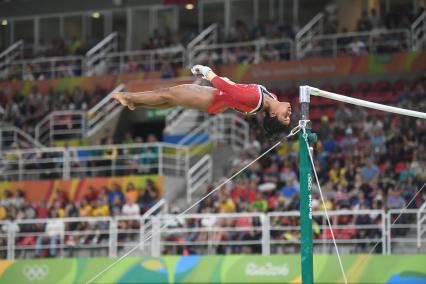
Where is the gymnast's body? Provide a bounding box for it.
[112,65,292,136]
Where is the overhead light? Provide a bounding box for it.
[91,12,101,19]
[1,20,7,26]
[185,4,194,10]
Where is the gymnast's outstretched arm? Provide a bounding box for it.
[112,83,216,112]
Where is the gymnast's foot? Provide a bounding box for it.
[112,92,135,110]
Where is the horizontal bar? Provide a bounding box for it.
[307,86,426,119]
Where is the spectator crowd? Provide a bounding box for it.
[0,77,424,257]
[0,179,160,258]
[162,77,426,255]
[0,86,106,138]
[3,3,423,81]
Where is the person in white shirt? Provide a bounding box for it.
[34,211,64,257]
[121,198,140,216]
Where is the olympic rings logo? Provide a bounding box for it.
[22,264,49,281]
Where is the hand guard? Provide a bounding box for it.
[191,64,212,79]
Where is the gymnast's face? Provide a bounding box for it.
[275,102,292,125]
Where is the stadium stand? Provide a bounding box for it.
[0,3,425,284]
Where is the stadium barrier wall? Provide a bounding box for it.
[0,51,425,95]
[0,175,163,203]
[0,255,425,284]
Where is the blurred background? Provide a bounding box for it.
[0,0,425,283]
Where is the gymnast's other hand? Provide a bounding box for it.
[112,92,135,110]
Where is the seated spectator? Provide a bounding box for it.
[124,183,138,205]
[249,194,267,212]
[138,179,159,213]
[369,9,382,30]
[357,10,372,31]
[84,186,99,204]
[386,186,406,210]
[107,184,125,207]
[217,194,236,213]
[122,197,140,216]
[361,158,380,183]
[280,177,298,199]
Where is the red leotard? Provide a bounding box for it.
[207,76,277,114]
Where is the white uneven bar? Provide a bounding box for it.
[306,86,426,119]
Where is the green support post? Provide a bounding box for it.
[299,86,314,284]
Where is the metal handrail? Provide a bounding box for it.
[417,202,426,251]
[295,13,324,42]
[85,32,118,76]
[299,28,410,41]
[411,11,426,50]
[295,12,324,59]
[0,40,23,59]
[298,28,411,58]
[34,110,86,146]
[86,32,118,57]
[87,84,125,136]
[0,142,189,181]
[0,126,43,150]
[187,23,218,50]
[186,154,212,203]
[1,208,425,259]
[188,37,294,66]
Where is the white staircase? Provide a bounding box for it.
[0,40,24,80]
[174,114,249,205]
[35,110,86,145]
[0,126,43,151]
[186,23,218,66]
[295,13,324,59]
[412,11,426,50]
[87,84,126,136]
[85,32,118,76]
[164,108,209,135]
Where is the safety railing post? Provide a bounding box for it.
[63,149,70,179]
[109,218,117,257]
[18,153,23,181]
[158,145,163,176]
[333,38,337,57]
[381,210,386,255]
[49,114,53,145]
[7,223,15,259]
[386,211,391,255]
[262,214,270,255]
[60,220,65,258]
[417,210,421,252]
[139,217,146,254]
[152,217,161,257]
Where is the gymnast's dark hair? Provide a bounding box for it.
[262,112,297,140]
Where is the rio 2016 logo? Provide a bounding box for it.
[308,173,312,220]
[22,264,49,281]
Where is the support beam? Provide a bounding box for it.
[298,86,314,284]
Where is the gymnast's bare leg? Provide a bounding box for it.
[112,79,216,112]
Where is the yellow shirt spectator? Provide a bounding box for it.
[329,168,347,185]
[80,204,92,217]
[0,206,6,220]
[57,208,65,218]
[219,198,236,213]
[92,204,110,217]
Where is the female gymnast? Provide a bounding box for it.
[112,65,292,137]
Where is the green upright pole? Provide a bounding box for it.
[299,86,314,284]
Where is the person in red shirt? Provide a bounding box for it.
[113,65,292,137]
